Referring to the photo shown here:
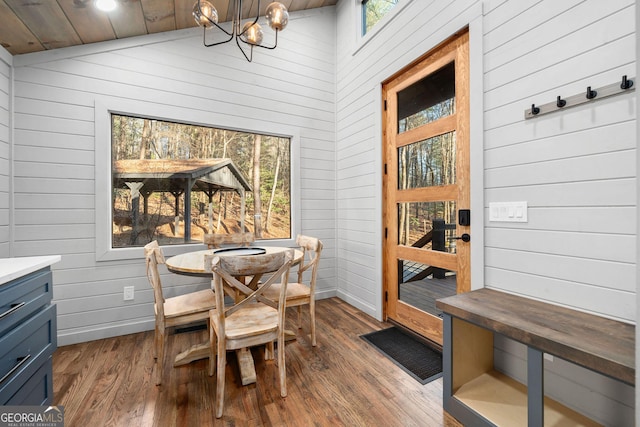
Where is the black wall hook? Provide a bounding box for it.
[526,77,635,119]
[531,104,540,115]
[621,75,633,89]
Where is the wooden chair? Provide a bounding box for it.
[143,241,216,386]
[204,231,256,298]
[206,250,294,418]
[203,232,255,249]
[261,235,323,346]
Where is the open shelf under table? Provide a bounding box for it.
[454,370,600,427]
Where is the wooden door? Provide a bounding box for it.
[382,30,470,345]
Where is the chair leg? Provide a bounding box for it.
[208,320,216,377]
[277,331,287,397]
[265,342,274,360]
[215,339,226,418]
[297,306,302,329]
[153,323,159,360]
[310,300,316,347]
[155,328,165,386]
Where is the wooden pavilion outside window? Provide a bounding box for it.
[112,159,252,246]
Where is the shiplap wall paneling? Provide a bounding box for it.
[481,0,635,422]
[0,50,10,257]
[636,2,640,422]
[483,0,636,319]
[11,7,336,345]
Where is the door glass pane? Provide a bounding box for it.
[397,201,458,253]
[397,61,455,133]
[397,258,457,317]
[398,131,456,189]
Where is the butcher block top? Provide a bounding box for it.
[436,288,635,385]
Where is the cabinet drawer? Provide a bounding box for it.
[0,269,53,337]
[0,304,57,404]
[4,358,53,406]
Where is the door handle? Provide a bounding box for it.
[448,233,470,242]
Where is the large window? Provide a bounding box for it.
[362,0,399,35]
[111,115,291,248]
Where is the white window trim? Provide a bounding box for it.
[94,98,301,261]
[353,0,413,56]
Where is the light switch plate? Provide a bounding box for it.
[489,201,528,222]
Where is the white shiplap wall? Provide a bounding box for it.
[483,0,636,322]
[636,1,640,421]
[335,0,634,424]
[0,47,11,258]
[11,7,336,345]
[481,1,636,423]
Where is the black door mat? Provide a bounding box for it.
[361,327,442,385]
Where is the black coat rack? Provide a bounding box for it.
[525,75,635,119]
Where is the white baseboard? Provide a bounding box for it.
[57,291,343,346]
[336,290,379,320]
[57,319,155,347]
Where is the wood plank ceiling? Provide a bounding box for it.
[0,0,337,56]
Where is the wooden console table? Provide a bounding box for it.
[436,288,634,427]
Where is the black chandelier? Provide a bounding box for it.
[193,0,289,62]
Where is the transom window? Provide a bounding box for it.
[362,0,399,35]
[111,115,291,248]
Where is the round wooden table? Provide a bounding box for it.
[166,246,302,277]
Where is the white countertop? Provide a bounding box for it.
[0,255,61,286]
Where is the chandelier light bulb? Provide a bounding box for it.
[193,0,218,28]
[95,0,117,12]
[242,22,264,46]
[266,2,288,31]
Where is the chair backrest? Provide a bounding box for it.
[144,240,166,317]
[295,235,323,289]
[204,232,255,249]
[206,250,293,328]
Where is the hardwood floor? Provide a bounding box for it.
[53,298,458,426]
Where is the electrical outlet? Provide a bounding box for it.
[123,286,135,301]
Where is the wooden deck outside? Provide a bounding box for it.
[52,298,460,426]
[399,275,457,317]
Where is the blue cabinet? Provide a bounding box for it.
[0,267,57,405]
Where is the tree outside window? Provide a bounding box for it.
[362,0,399,35]
[111,115,291,248]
